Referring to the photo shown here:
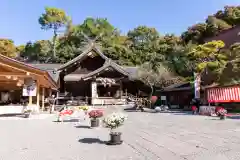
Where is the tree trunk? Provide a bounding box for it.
[194,73,201,99]
[52,30,57,58]
[149,84,153,108]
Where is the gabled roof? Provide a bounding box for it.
[82,60,130,80]
[0,54,58,89]
[28,63,61,82]
[58,43,109,71]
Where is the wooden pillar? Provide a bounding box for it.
[42,87,45,111]
[28,96,32,106]
[49,88,53,113]
[49,89,52,97]
[120,81,122,98]
[36,83,40,108]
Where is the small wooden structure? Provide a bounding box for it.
[57,42,149,105]
[155,82,194,109]
[0,54,58,113]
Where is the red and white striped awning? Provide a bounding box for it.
[207,86,240,103]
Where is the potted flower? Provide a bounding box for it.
[215,106,224,116]
[217,108,227,120]
[79,106,89,111]
[88,110,103,127]
[79,106,90,120]
[191,105,197,115]
[23,109,32,118]
[103,112,127,145]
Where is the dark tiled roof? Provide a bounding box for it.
[82,60,130,80]
[124,66,138,79]
[58,43,109,71]
[28,63,138,82]
[28,63,61,82]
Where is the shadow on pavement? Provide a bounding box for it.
[78,138,106,144]
[124,107,155,113]
[75,125,90,129]
[0,114,23,117]
[227,116,240,120]
[52,119,80,123]
[171,112,193,116]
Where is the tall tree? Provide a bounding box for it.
[215,5,240,25]
[187,40,227,97]
[39,7,70,60]
[205,16,232,36]
[138,62,182,97]
[19,40,52,62]
[0,39,16,58]
[127,26,160,66]
[219,43,240,85]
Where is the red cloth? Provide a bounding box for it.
[59,109,73,116]
[191,106,197,111]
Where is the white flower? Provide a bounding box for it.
[103,112,127,129]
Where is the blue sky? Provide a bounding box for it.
[0,0,239,45]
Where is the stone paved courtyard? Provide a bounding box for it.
[1,109,240,160]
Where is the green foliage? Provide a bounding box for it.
[39,7,69,31]
[0,39,16,58]
[138,63,182,88]
[182,5,240,44]
[19,40,52,62]
[215,6,240,25]
[5,5,239,87]
[188,40,226,75]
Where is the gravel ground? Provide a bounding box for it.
[0,108,240,160]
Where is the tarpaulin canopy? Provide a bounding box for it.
[207,86,240,103]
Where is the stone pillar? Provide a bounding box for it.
[91,81,97,105]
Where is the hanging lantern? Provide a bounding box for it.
[13,76,18,80]
[18,79,24,84]
[5,75,11,79]
[16,82,22,87]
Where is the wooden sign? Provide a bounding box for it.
[91,82,97,98]
[161,96,166,100]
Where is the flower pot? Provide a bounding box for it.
[220,115,226,120]
[90,118,100,127]
[106,132,123,145]
[24,113,30,118]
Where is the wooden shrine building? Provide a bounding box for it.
[57,42,149,105]
[0,54,58,114]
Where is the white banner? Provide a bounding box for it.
[22,78,37,96]
[91,82,97,98]
[194,73,200,99]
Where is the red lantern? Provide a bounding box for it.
[151,96,158,104]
